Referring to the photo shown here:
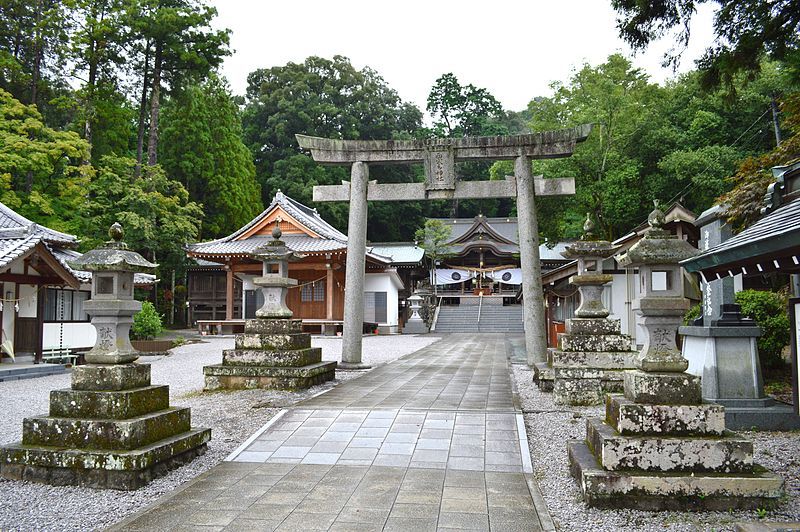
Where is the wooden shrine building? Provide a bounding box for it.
[186,192,414,334]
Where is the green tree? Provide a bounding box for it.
[84,155,203,273]
[125,0,230,168]
[427,73,506,137]
[132,300,163,340]
[0,88,90,232]
[0,0,72,114]
[611,0,800,90]
[242,56,423,239]
[69,0,128,157]
[735,289,791,370]
[414,219,453,295]
[160,75,262,237]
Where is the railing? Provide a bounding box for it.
[430,296,444,332]
[477,294,483,332]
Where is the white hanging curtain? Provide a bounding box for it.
[487,268,523,285]
[435,268,475,285]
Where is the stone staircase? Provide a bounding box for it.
[0,361,69,382]
[434,304,524,333]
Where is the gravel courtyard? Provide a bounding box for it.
[0,334,441,532]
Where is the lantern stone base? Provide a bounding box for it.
[0,364,210,490]
[203,319,336,391]
[540,319,638,405]
[568,384,784,510]
[568,441,784,510]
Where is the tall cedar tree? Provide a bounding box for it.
[124,0,230,169]
[160,76,263,238]
[242,56,423,240]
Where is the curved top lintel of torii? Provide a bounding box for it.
[295,124,593,165]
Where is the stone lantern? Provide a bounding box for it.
[536,214,637,405]
[0,223,210,490]
[568,201,783,510]
[74,222,155,364]
[252,223,303,319]
[562,214,620,318]
[403,293,427,334]
[617,200,698,375]
[204,222,336,390]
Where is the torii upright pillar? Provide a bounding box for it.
[516,156,548,365]
[341,162,370,369]
[297,126,591,367]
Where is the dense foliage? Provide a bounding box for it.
[735,289,791,370]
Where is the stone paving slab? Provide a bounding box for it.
[299,334,517,411]
[110,334,549,531]
[112,462,545,532]
[231,408,529,473]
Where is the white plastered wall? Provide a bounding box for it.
[364,272,400,330]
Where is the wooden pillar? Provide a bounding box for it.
[35,284,44,364]
[326,263,334,320]
[225,265,234,321]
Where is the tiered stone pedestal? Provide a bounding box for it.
[204,319,336,390]
[568,371,784,510]
[0,364,210,490]
[536,318,637,405]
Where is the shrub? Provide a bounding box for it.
[132,301,163,340]
[683,303,702,325]
[735,289,790,370]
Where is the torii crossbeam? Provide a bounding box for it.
[297,125,591,368]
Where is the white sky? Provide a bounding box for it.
[209,0,716,116]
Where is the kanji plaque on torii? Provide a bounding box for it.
[297,125,591,369]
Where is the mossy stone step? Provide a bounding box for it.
[49,385,169,420]
[586,417,753,473]
[568,440,782,510]
[23,407,191,450]
[606,394,726,436]
[204,361,336,391]
[0,427,211,490]
[234,332,311,351]
[222,347,321,367]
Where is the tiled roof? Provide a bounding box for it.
[189,191,347,256]
[432,217,519,244]
[369,244,425,265]
[187,192,392,264]
[189,235,347,257]
[0,202,77,245]
[0,235,41,270]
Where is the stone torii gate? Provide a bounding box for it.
[297,125,591,368]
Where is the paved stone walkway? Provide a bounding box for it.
[112,334,551,531]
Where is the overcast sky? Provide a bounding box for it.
[209,0,716,116]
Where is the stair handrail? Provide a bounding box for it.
[477,293,483,332]
[430,295,444,332]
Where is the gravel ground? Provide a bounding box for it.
[0,333,441,532]
[512,363,800,531]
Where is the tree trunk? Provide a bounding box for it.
[135,43,151,176]
[146,44,162,167]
